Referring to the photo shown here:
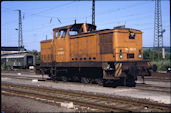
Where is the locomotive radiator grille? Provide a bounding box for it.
[99,33,113,54]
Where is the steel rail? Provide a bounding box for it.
[2,82,171,112]
[135,84,170,93]
[144,77,171,80]
[136,83,170,89]
[2,84,129,112]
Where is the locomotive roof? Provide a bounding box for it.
[70,27,142,37]
[113,27,142,32]
[53,23,141,33]
[53,23,96,31]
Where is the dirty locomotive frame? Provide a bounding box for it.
[36,23,152,87]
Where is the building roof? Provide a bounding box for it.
[1,46,26,51]
[1,53,30,59]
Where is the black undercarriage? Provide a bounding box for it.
[36,60,152,87]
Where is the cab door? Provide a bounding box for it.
[53,29,67,62]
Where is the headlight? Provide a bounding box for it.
[119,49,123,59]
[138,54,142,58]
[138,50,142,58]
[119,54,123,59]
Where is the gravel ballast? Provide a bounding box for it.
[1,94,76,112]
[2,75,171,104]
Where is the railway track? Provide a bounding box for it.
[135,84,170,93]
[138,77,171,82]
[2,82,171,112]
[1,74,49,81]
[2,74,170,93]
[3,72,170,82]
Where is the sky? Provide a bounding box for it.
[1,0,170,52]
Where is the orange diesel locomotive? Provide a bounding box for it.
[37,23,152,86]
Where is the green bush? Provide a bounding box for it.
[152,60,171,71]
[143,48,171,71]
[1,64,6,70]
[1,64,13,70]
[143,49,170,61]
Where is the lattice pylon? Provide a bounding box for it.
[17,10,24,51]
[153,0,163,48]
[92,0,95,25]
[153,0,164,60]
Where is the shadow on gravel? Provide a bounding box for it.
[38,79,46,81]
[38,78,52,81]
[38,78,136,88]
[104,81,136,88]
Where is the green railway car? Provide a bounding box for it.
[1,52,35,69]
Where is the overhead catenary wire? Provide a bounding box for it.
[30,1,151,26]
[99,13,154,27]
[80,1,150,20]
[2,2,74,27]
[22,13,151,33]
[2,3,154,36]
[3,24,169,45]
[30,2,74,16]
[2,24,169,51]
[2,1,150,26]
[2,1,169,49]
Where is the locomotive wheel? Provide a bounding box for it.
[119,77,126,86]
[61,76,68,82]
[146,68,151,76]
[103,79,107,87]
[96,78,103,86]
[126,65,137,87]
[126,79,136,87]
[81,77,89,84]
[72,76,80,82]
[51,76,56,81]
[89,78,95,84]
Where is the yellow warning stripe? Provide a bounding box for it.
[115,63,119,70]
[149,62,152,65]
[115,64,119,77]
[117,63,122,77]
[147,62,149,66]
[115,63,122,77]
[115,63,119,77]
[147,61,152,66]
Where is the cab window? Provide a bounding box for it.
[55,32,59,38]
[87,24,96,32]
[69,31,78,35]
[59,29,67,38]
[69,24,82,36]
[69,28,79,36]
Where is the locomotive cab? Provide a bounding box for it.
[53,23,96,39]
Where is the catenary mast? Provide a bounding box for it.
[153,0,165,60]
[17,10,24,51]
